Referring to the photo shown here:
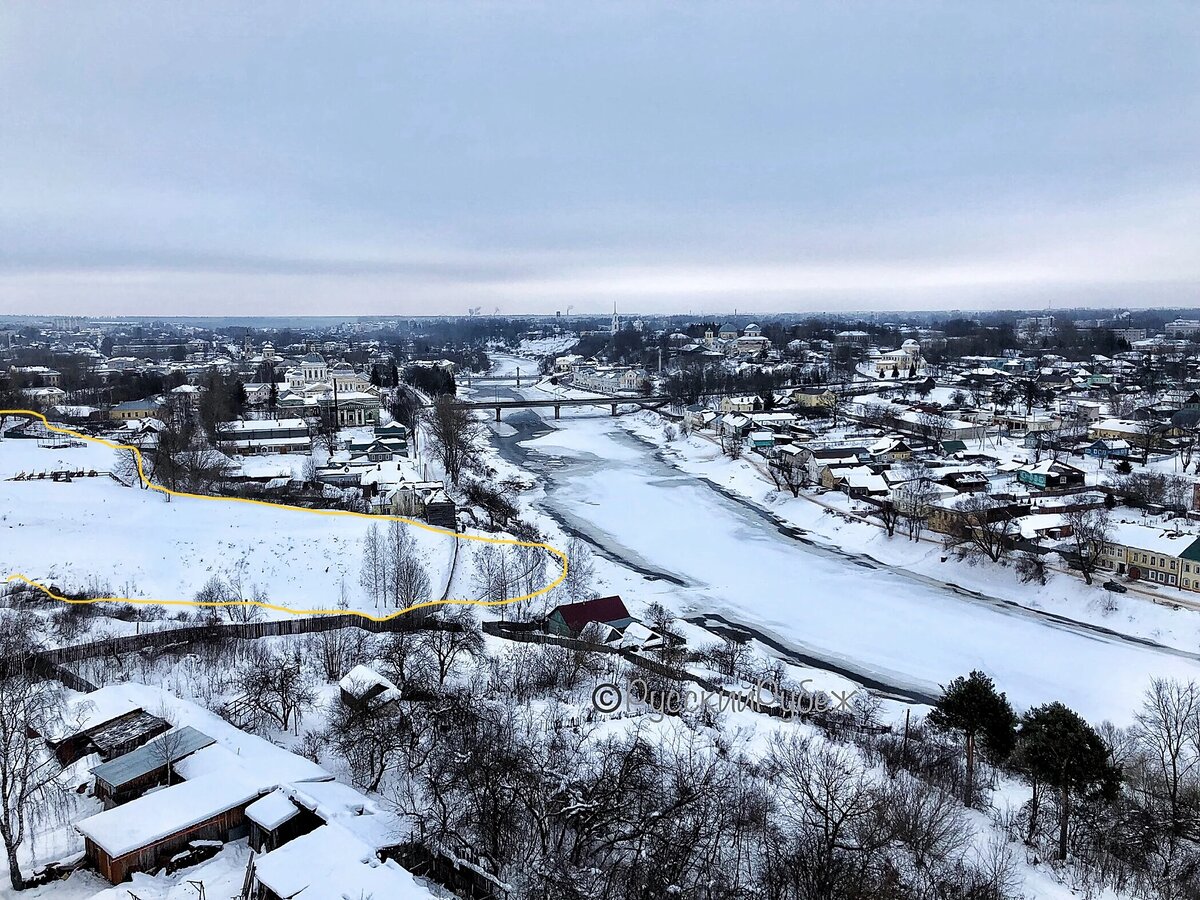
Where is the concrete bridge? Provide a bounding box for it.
[459,370,536,388]
[452,395,673,421]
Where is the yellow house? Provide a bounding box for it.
[109,400,163,421]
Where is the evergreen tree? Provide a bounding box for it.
[1018,701,1119,860]
[231,380,248,417]
[928,670,1018,805]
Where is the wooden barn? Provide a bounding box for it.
[50,708,171,767]
[90,726,214,807]
[76,771,262,883]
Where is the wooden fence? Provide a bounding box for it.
[36,613,461,668]
[6,595,883,732]
[481,622,849,724]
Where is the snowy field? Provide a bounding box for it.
[0,435,456,619]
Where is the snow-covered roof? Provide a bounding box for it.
[219,418,307,432]
[839,467,888,493]
[246,789,301,831]
[1012,513,1068,539]
[1107,522,1200,557]
[338,665,402,705]
[77,770,263,858]
[360,460,421,488]
[65,684,328,787]
[90,726,214,789]
[253,822,429,899]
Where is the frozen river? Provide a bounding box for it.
[484,356,1200,722]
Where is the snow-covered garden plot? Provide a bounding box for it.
[0,434,457,619]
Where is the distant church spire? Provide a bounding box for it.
[611,302,620,335]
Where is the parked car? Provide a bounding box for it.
[1103,580,1128,593]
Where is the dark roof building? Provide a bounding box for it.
[547,595,634,637]
[50,708,171,767]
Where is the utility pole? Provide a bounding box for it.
[332,373,340,435]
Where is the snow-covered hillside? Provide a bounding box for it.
[0,436,455,618]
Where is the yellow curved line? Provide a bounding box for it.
[1,410,567,622]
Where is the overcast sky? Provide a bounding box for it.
[1,2,1197,317]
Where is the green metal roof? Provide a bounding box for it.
[90,726,214,789]
[1177,538,1200,563]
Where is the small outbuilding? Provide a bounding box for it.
[91,726,214,806]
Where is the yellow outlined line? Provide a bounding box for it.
[0,410,567,621]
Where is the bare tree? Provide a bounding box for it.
[303,620,369,683]
[894,463,937,541]
[721,431,743,460]
[917,411,952,449]
[462,476,520,530]
[1165,474,1193,514]
[0,618,66,890]
[385,521,431,608]
[561,536,596,602]
[1132,678,1200,878]
[767,733,893,900]
[944,495,1014,565]
[423,395,482,483]
[704,635,752,679]
[176,447,234,495]
[146,416,195,500]
[359,523,387,608]
[1179,429,1198,473]
[1135,418,1162,464]
[1062,507,1112,585]
[328,695,409,792]
[194,573,232,609]
[193,570,260,623]
[875,500,902,538]
[147,723,188,788]
[111,433,151,488]
[416,610,484,684]
[473,543,515,605]
[819,392,843,427]
[230,645,316,734]
[769,455,809,498]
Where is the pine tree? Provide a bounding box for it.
[928,670,1017,805]
[1018,701,1119,860]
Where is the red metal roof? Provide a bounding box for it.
[552,595,631,633]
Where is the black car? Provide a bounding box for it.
[1103,580,1128,593]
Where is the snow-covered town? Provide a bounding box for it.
[3,310,1200,900]
[4,3,1199,899]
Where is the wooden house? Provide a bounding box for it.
[547,596,633,638]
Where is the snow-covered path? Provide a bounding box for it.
[487,354,1200,723]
